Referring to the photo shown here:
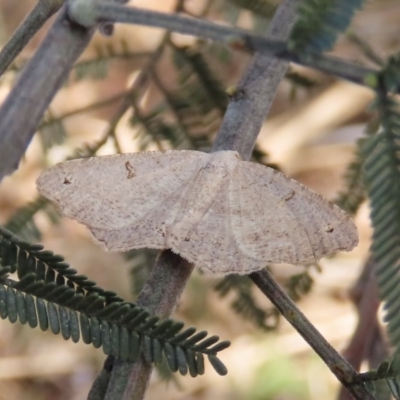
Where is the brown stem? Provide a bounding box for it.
[87,1,377,89]
[104,251,194,400]
[250,270,375,400]
[0,4,95,182]
[0,0,64,78]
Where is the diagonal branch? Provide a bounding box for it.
[250,271,374,400]
[0,4,95,182]
[0,0,64,78]
[70,1,377,88]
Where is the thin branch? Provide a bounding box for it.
[346,31,385,67]
[0,0,64,77]
[250,270,374,400]
[72,1,379,89]
[0,4,95,182]
[98,251,194,400]
[120,251,194,400]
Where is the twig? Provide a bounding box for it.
[0,0,64,78]
[250,271,374,399]
[72,1,379,89]
[346,31,384,67]
[118,251,194,400]
[87,251,194,400]
[0,4,95,182]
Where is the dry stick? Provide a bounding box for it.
[0,0,379,182]
[104,251,194,400]
[0,4,95,182]
[250,271,374,400]
[86,1,376,87]
[0,0,64,78]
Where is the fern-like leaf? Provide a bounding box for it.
[0,226,230,376]
[226,0,279,18]
[289,0,366,53]
[362,89,400,362]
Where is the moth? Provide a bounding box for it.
[37,150,358,275]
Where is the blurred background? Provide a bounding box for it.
[0,0,399,399]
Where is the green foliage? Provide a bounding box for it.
[376,52,400,94]
[0,226,230,376]
[337,150,366,216]
[285,71,317,89]
[336,118,380,216]
[225,0,279,19]
[336,140,366,215]
[359,357,400,400]
[363,97,400,345]
[362,52,400,395]
[289,0,367,53]
[172,45,228,113]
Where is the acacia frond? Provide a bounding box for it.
[226,0,279,18]
[289,0,366,53]
[285,71,317,89]
[336,118,380,215]
[358,357,400,399]
[172,46,228,113]
[363,97,400,344]
[362,59,400,396]
[377,52,400,94]
[0,226,230,376]
[336,140,367,215]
